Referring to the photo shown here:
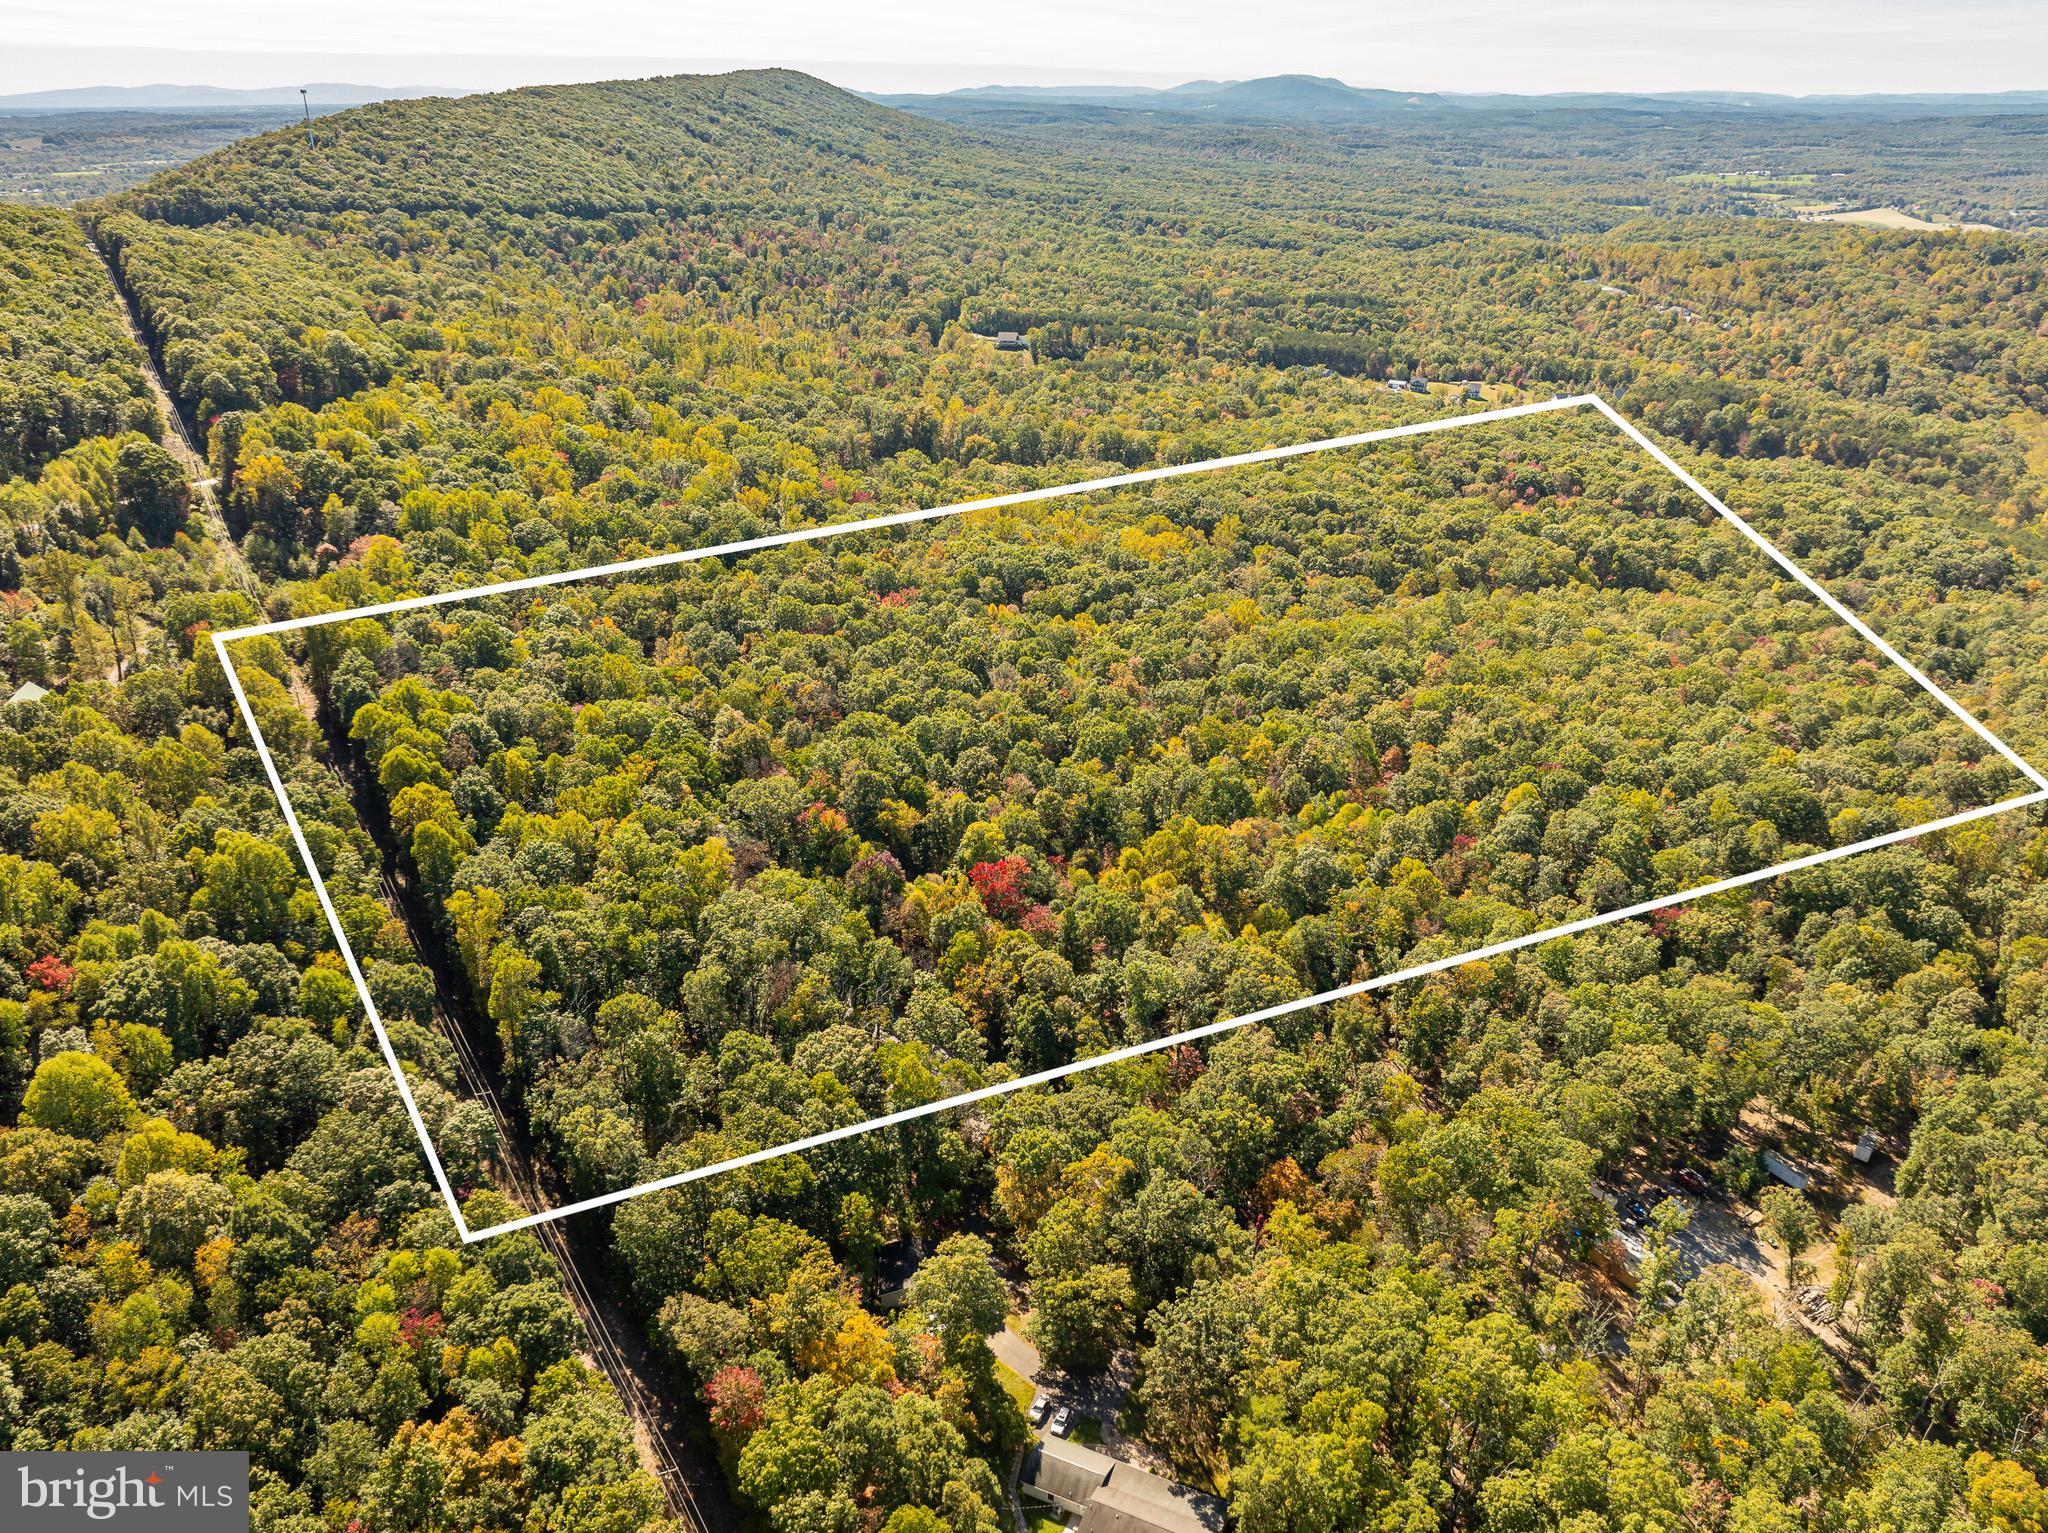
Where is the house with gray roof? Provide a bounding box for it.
[1020,1436,1224,1533]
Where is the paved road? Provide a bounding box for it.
[990,1326,1042,1385]
[1011,1337,1149,1467]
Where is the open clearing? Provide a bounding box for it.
[1802,205,2001,231]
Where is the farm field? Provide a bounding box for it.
[1802,205,2005,231]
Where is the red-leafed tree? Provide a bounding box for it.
[968,856,1030,921]
[706,1365,768,1437]
[26,954,74,994]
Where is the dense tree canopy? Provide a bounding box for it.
[0,207,160,477]
[266,413,2028,1213]
[0,215,677,1532]
[6,64,2048,1533]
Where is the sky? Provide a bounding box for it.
[3,0,2045,98]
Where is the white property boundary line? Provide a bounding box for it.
[212,394,2048,1242]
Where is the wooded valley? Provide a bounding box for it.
[5,67,2048,1533]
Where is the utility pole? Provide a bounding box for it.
[300,87,313,147]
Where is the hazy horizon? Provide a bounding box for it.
[6,53,2048,109]
[4,0,2046,100]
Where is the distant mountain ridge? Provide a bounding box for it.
[871,74,2048,120]
[0,82,460,112]
[19,73,2048,122]
[872,74,1443,119]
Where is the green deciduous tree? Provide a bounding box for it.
[21,1050,136,1139]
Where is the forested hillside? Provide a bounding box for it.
[0,183,681,1532]
[6,65,2048,1533]
[892,89,2048,234]
[0,207,160,477]
[111,72,958,223]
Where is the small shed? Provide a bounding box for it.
[6,680,50,707]
[994,330,1027,350]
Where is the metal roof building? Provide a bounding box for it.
[1020,1437,1224,1533]
[1022,1437,1114,1517]
[1077,1472,1223,1533]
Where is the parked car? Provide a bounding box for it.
[1050,1407,1073,1438]
[1626,1198,1650,1225]
[1673,1168,1709,1196]
[1029,1393,1050,1424]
